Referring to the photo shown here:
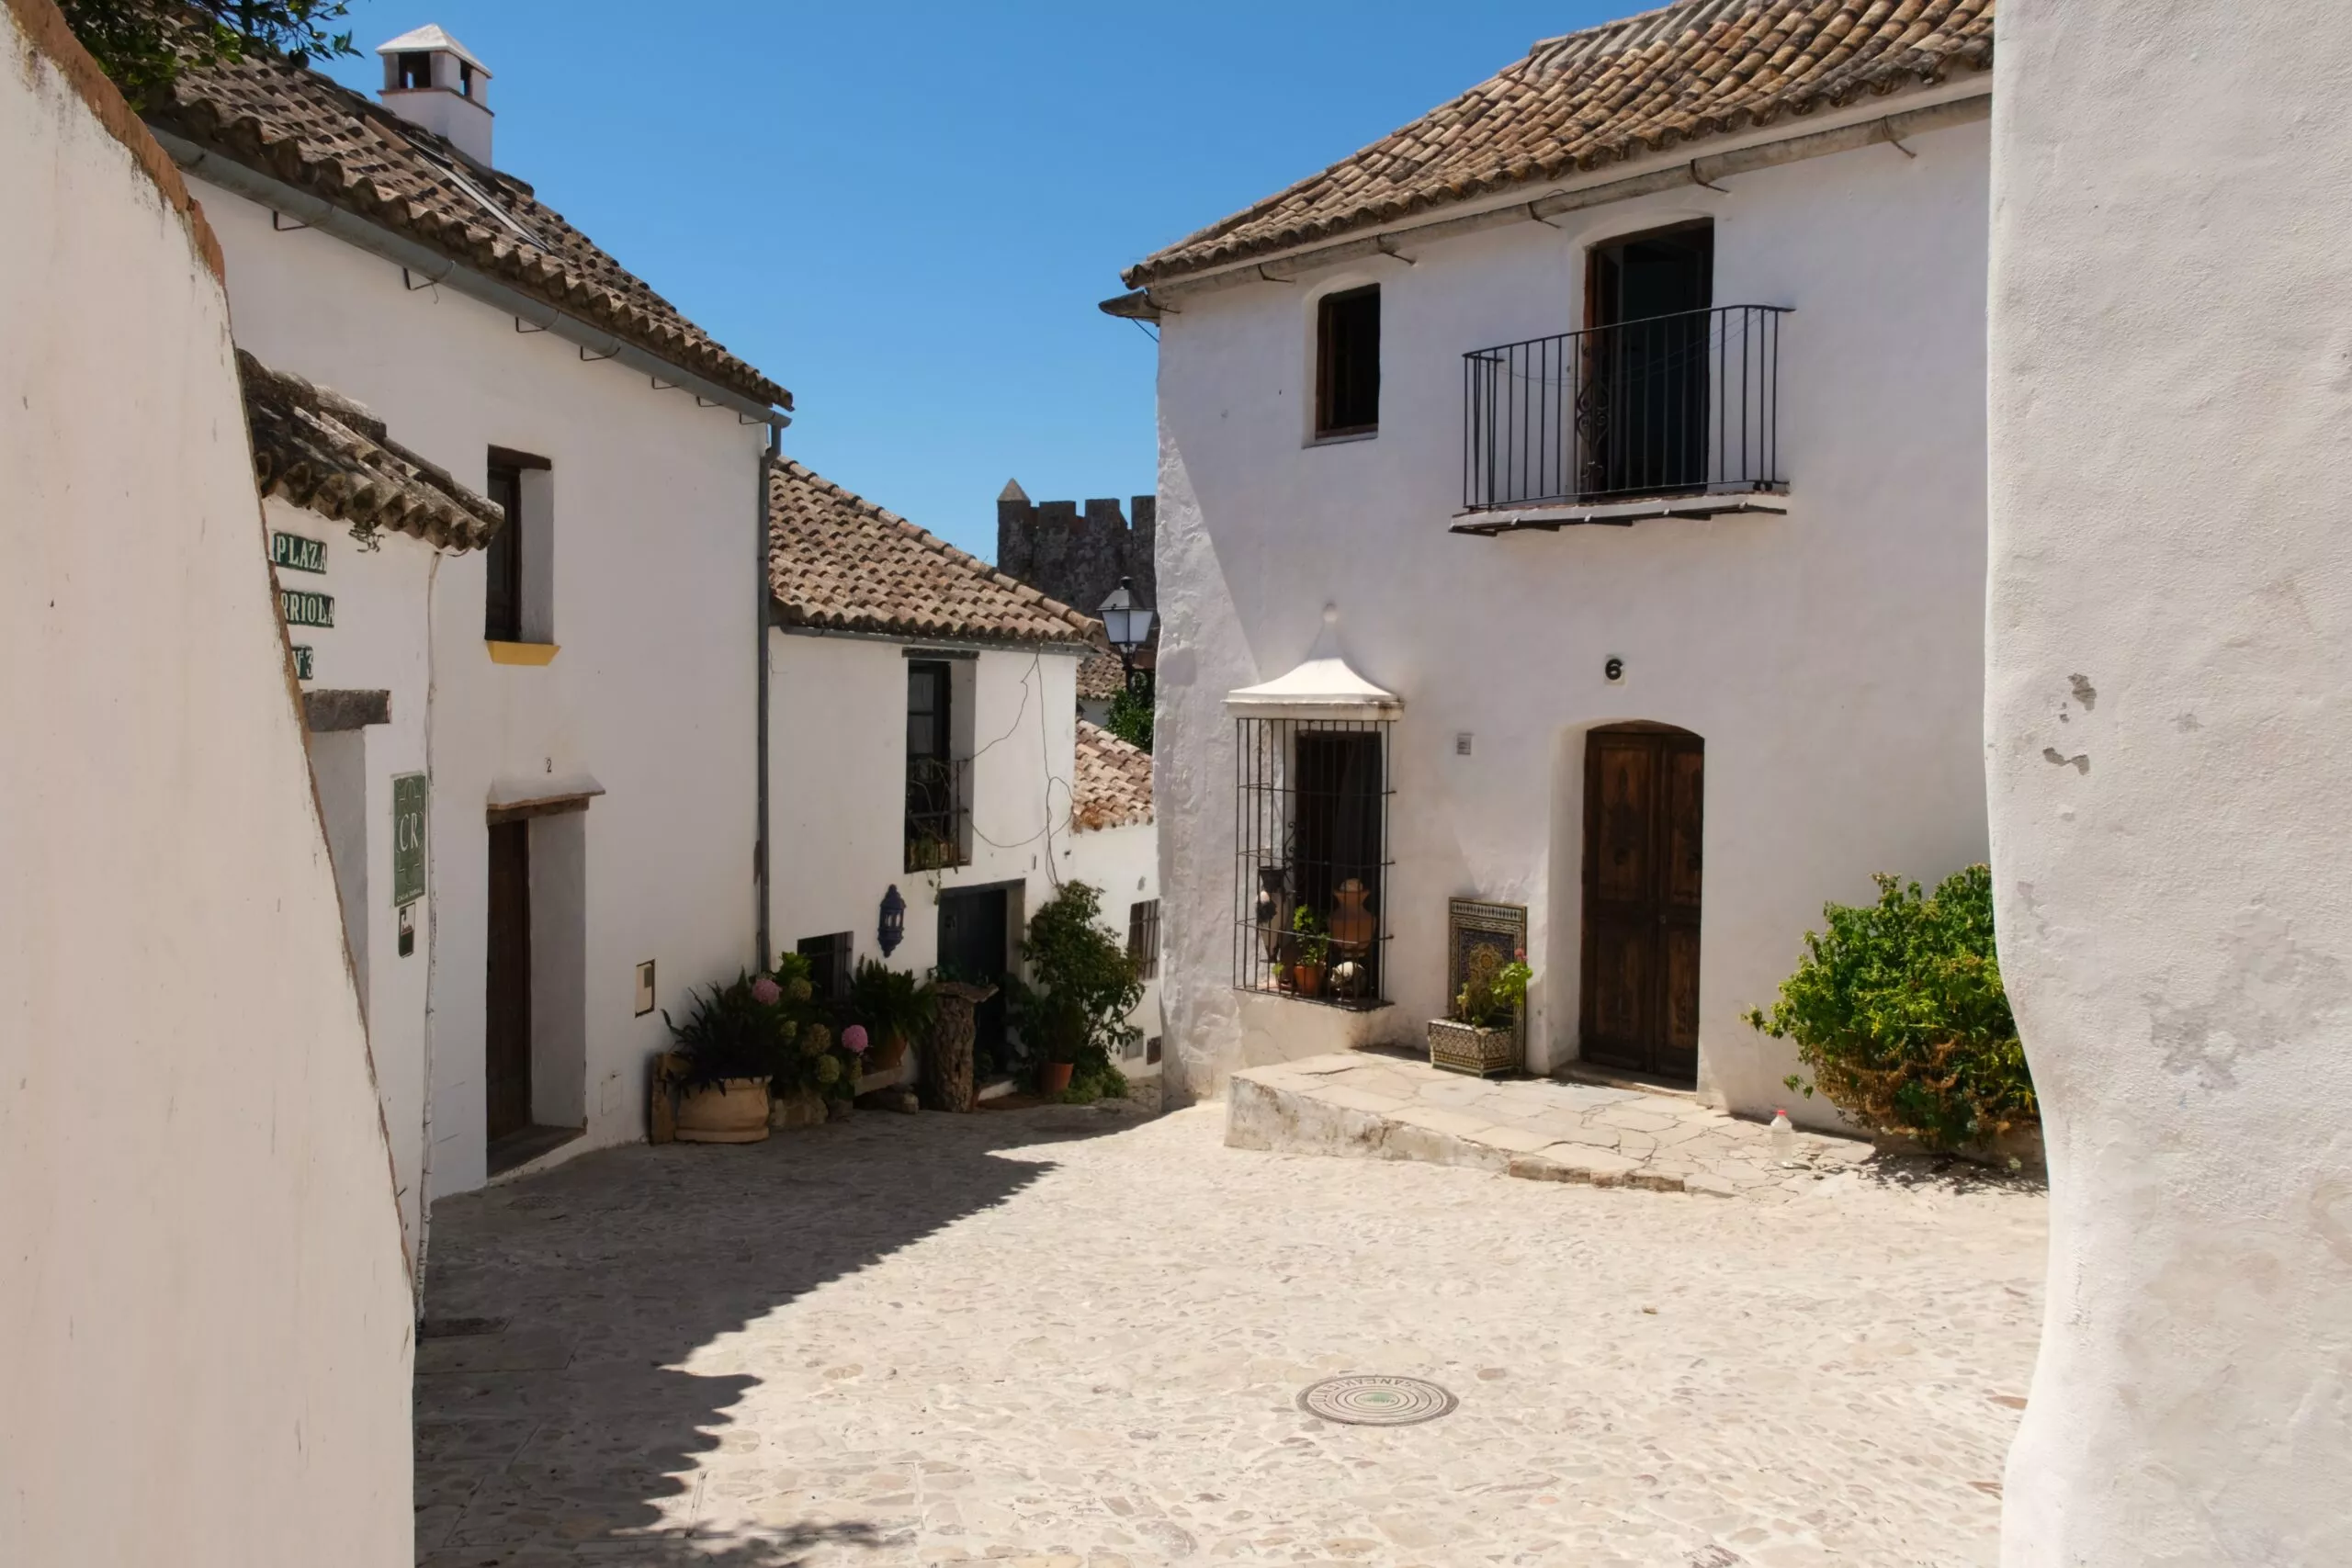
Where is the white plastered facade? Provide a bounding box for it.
[1150,103,1992,1122]
[0,10,413,1561]
[193,175,767,1222]
[1987,1,2352,1559]
[766,630,1160,1077]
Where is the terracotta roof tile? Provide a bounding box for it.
[1072,720,1154,832]
[1125,0,1993,287]
[769,461,1099,649]
[154,51,787,410]
[1077,648,1127,702]
[240,350,503,551]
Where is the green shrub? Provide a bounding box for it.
[1742,864,2035,1152]
[1008,881,1143,1098]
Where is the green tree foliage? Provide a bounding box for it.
[1104,676,1153,753]
[1008,880,1142,1100]
[62,0,356,108]
[1744,863,2035,1152]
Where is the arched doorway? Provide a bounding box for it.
[1579,724,1702,1086]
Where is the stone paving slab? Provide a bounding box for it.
[416,1100,2043,1567]
[1229,1052,1879,1200]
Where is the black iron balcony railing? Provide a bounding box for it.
[905,756,970,873]
[1462,304,1790,512]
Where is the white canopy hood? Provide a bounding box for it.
[1225,605,1401,722]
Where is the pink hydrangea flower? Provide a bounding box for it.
[751,976,782,1006]
[841,1024,870,1055]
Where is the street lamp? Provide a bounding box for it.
[1099,576,1155,690]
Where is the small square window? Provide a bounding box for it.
[1315,286,1381,437]
[796,932,854,1002]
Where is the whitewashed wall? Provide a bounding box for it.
[1987,3,2352,1559]
[1154,107,1991,1120]
[767,631,1167,1071]
[196,180,767,1201]
[266,496,438,1262]
[0,8,413,1561]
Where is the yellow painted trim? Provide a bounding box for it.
[485,640,560,666]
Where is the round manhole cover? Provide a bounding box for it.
[1296,1375,1458,1427]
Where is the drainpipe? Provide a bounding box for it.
[755,422,779,967]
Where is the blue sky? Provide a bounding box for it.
[323,2,1623,561]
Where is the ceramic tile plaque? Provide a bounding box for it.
[392,772,428,909]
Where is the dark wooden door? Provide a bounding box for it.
[938,886,1009,1073]
[484,819,533,1140]
[1579,726,1702,1084]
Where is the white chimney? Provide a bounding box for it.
[376,25,493,168]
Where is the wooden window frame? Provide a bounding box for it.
[1314,285,1382,439]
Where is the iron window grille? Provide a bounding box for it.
[796,931,854,1001]
[1127,898,1161,981]
[1462,304,1790,511]
[1232,716,1394,1010]
[904,756,970,873]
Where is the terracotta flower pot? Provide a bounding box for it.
[1042,1061,1075,1095]
[674,1076,773,1143]
[1293,963,1328,998]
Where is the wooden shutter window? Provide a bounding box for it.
[1315,286,1381,437]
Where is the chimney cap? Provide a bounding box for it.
[998,479,1029,502]
[376,24,491,75]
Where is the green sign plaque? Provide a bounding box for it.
[290,644,314,681]
[270,531,327,574]
[280,588,334,628]
[392,773,428,909]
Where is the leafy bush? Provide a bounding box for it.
[1743,864,2035,1153]
[662,970,788,1091]
[847,957,934,1048]
[1104,677,1153,752]
[1008,881,1143,1100]
[62,0,356,108]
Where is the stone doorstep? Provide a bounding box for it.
[1227,1060,1871,1202]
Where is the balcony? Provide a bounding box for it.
[905,756,970,873]
[1456,304,1791,536]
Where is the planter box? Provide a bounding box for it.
[1428,1018,1521,1078]
[676,1076,773,1143]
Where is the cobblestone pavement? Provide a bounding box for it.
[1230,1054,1894,1199]
[417,1099,2045,1568]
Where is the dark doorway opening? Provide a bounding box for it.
[1578,724,1702,1086]
[937,886,1011,1078]
[1584,220,1713,499]
[1292,728,1385,997]
[484,819,533,1143]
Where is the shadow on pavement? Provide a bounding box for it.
[414,1100,1151,1567]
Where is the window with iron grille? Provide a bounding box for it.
[1232,717,1393,1008]
[796,931,853,1002]
[905,660,969,871]
[1127,898,1160,981]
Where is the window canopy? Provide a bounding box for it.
[1225,607,1402,723]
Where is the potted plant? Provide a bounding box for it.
[848,957,935,1077]
[662,970,786,1142]
[1291,904,1331,998]
[1005,883,1144,1103]
[1428,949,1531,1077]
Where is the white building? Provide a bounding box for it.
[1988,0,2352,1558]
[3,4,413,1558]
[1108,0,1994,1121]
[144,26,791,1269]
[765,462,1162,1082]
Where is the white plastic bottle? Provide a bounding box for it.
[1769,1108,1796,1162]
